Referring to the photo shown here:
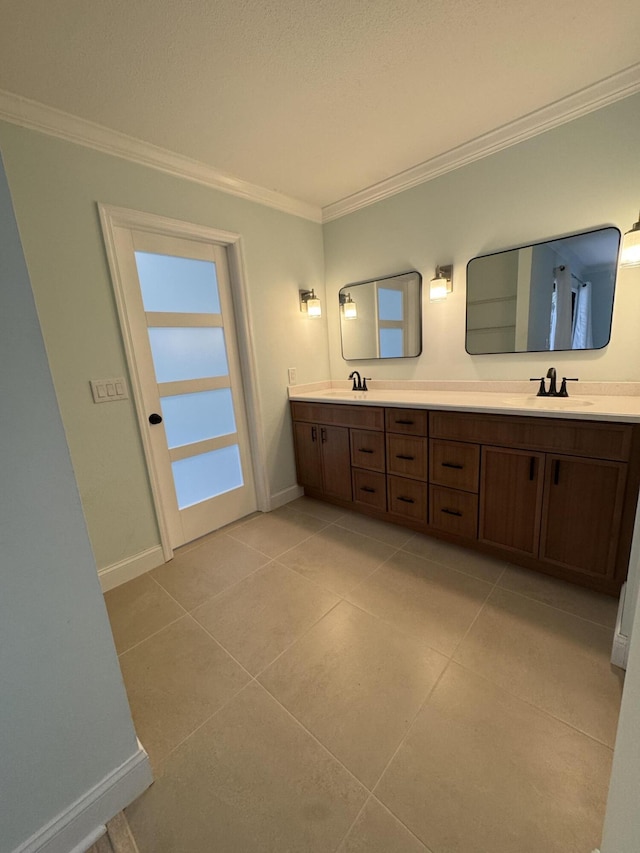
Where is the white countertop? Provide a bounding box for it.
[288,381,640,423]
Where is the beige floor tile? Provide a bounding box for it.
[287,495,348,522]
[259,601,447,788]
[337,798,429,853]
[125,681,367,853]
[119,616,249,767]
[151,533,270,610]
[335,510,415,548]
[454,587,623,745]
[346,550,493,656]
[227,504,328,557]
[403,533,506,583]
[278,524,396,595]
[104,574,184,654]
[498,564,619,628]
[375,663,613,853]
[193,561,339,674]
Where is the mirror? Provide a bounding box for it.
[465,226,621,355]
[339,271,422,360]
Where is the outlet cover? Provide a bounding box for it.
[288,367,297,385]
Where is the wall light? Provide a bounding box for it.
[620,210,640,268]
[429,265,453,301]
[339,292,358,319]
[299,288,322,317]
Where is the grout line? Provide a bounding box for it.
[369,659,453,799]
[447,563,506,661]
[116,613,187,658]
[449,659,618,751]
[492,582,618,631]
[331,794,372,853]
[368,795,436,852]
[184,612,256,681]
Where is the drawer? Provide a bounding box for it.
[352,469,387,511]
[387,434,428,480]
[429,410,633,462]
[385,407,428,436]
[351,429,385,472]
[429,486,478,539]
[290,401,384,430]
[387,475,427,521]
[429,439,480,493]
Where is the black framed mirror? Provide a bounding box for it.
[465,226,621,355]
[339,270,422,360]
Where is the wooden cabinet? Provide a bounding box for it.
[292,421,352,501]
[291,400,640,595]
[479,446,544,556]
[540,454,627,578]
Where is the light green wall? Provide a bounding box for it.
[0,122,328,571]
[323,92,640,382]
[0,152,143,851]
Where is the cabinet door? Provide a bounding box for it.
[320,425,352,501]
[479,446,545,556]
[540,454,627,578]
[293,421,322,490]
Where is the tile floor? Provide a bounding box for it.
[104,497,624,853]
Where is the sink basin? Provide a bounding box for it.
[499,395,594,408]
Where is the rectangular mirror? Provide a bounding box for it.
[339,271,422,360]
[465,226,621,355]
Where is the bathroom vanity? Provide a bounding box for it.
[289,388,640,596]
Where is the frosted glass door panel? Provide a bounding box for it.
[380,328,404,357]
[148,327,229,382]
[135,252,221,314]
[161,389,236,448]
[378,288,403,320]
[172,445,244,509]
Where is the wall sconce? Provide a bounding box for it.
[299,288,322,318]
[429,265,453,301]
[339,292,358,319]
[620,210,640,268]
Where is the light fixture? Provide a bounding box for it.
[299,288,322,317]
[429,265,453,301]
[620,210,640,268]
[339,292,358,319]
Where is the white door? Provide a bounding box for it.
[102,217,258,551]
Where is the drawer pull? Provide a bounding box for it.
[358,448,375,454]
[321,428,327,443]
[397,496,415,504]
[441,462,463,470]
[311,426,317,442]
[441,508,463,517]
[396,454,415,461]
[360,486,376,493]
[395,419,414,425]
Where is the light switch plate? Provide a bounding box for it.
[90,377,129,403]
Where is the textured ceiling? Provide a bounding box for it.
[1,0,640,209]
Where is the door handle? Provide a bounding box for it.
[311,426,317,441]
[321,428,327,443]
[148,413,163,425]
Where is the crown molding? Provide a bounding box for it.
[322,62,640,223]
[0,89,322,223]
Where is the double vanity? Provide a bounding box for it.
[289,382,640,596]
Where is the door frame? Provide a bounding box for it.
[98,204,269,561]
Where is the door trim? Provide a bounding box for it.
[98,204,269,561]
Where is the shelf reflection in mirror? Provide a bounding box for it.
[465,226,621,355]
[339,270,422,360]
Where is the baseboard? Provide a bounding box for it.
[269,484,304,510]
[12,743,152,853]
[611,582,629,669]
[98,546,165,592]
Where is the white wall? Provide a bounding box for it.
[323,92,640,384]
[0,154,147,852]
